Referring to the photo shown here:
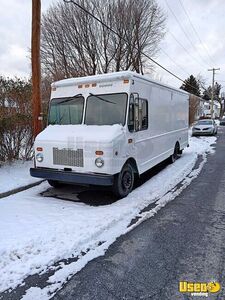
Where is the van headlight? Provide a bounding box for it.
[36,153,44,162]
[95,157,104,168]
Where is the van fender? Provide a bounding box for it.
[120,157,139,177]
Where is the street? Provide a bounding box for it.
[52,128,225,300]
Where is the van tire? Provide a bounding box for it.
[169,143,180,163]
[113,163,134,198]
[48,180,61,188]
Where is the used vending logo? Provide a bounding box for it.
[179,281,221,297]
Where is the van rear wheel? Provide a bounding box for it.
[169,143,181,164]
[113,163,134,198]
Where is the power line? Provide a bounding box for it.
[160,47,190,77]
[178,0,215,66]
[164,0,212,69]
[64,0,185,83]
[168,31,206,70]
[63,0,200,91]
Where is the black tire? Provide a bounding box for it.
[48,180,62,188]
[169,143,180,164]
[113,163,134,198]
[178,149,183,157]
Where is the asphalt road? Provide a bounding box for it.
[52,128,225,300]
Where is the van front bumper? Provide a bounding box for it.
[30,168,114,186]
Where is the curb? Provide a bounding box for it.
[0,180,45,199]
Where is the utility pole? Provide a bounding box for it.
[31,0,42,137]
[208,67,220,118]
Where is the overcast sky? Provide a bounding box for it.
[0,0,224,92]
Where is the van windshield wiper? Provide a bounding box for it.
[58,94,83,104]
[89,93,116,104]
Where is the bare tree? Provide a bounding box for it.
[41,0,166,80]
[189,94,202,125]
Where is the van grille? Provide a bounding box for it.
[53,148,84,167]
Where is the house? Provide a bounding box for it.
[202,100,220,118]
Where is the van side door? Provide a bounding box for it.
[127,94,149,172]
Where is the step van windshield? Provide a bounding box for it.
[84,93,128,126]
[48,96,84,125]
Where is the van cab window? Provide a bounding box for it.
[48,96,84,125]
[128,96,148,132]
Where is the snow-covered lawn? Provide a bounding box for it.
[0,135,216,299]
[0,161,40,194]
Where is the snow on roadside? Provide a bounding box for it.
[215,119,220,126]
[0,161,40,194]
[0,135,216,299]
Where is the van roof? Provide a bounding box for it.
[53,70,189,95]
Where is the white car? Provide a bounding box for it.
[192,119,217,136]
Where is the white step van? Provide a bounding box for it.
[30,71,189,198]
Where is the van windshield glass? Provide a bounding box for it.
[48,96,84,125]
[85,93,127,125]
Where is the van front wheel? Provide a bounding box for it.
[113,163,134,198]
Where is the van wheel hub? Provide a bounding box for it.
[122,171,132,190]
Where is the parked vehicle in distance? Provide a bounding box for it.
[30,71,189,198]
[220,117,225,126]
[192,119,217,136]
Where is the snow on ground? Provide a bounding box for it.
[0,161,40,194]
[0,135,217,299]
[215,119,220,126]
